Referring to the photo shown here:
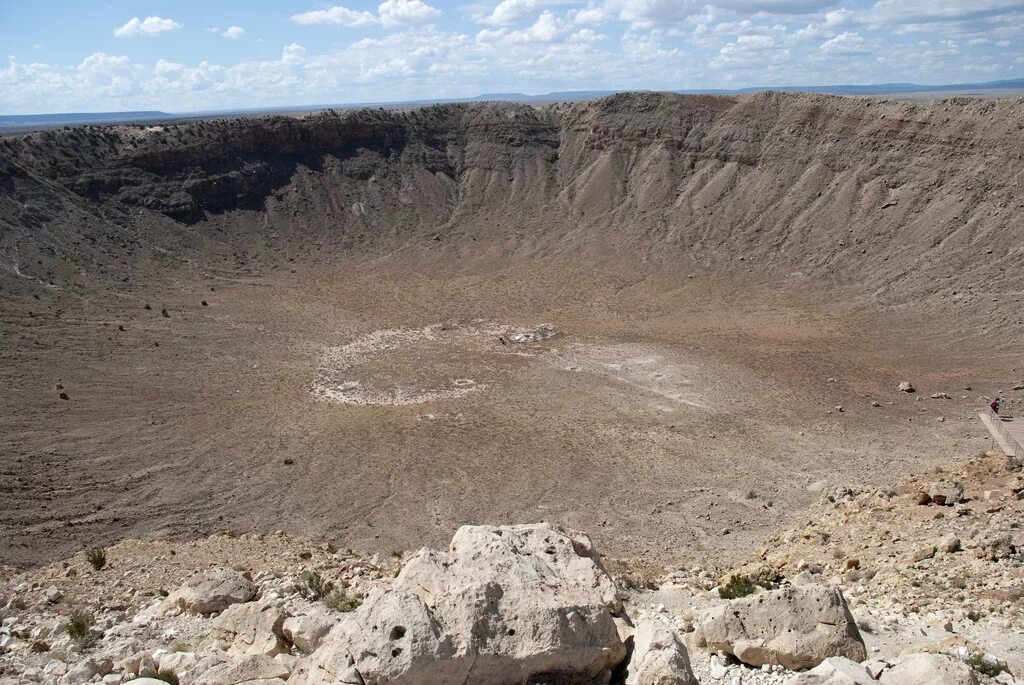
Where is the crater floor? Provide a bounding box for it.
[2,250,1012,569]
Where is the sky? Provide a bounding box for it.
[1,0,1022,114]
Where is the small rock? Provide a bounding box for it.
[912,545,936,563]
[939,535,961,553]
[862,659,889,679]
[927,481,964,506]
[625,617,698,685]
[281,609,333,654]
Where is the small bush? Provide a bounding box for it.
[966,654,1002,677]
[718,574,764,600]
[324,589,363,613]
[65,611,94,645]
[139,668,180,685]
[85,547,106,571]
[298,570,333,600]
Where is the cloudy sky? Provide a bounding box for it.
[1,0,1022,114]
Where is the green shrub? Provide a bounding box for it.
[85,547,106,571]
[298,570,333,600]
[966,654,1002,677]
[139,668,180,685]
[298,570,362,611]
[65,611,94,645]
[324,589,363,613]
[718,574,765,600]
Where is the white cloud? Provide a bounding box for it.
[360,57,416,80]
[154,59,185,75]
[479,0,540,25]
[207,26,246,39]
[282,43,308,64]
[569,28,608,42]
[866,0,1024,25]
[820,31,867,54]
[477,10,578,43]
[113,16,182,38]
[508,11,562,41]
[615,0,702,26]
[5,1,1024,114]
[290,6,378,26]
[378,0,442,27]
[291,1,441,28]
[571,2,611,24]
[793,8,852,39]
[710,0,840,13]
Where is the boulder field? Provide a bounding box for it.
[4,514,1019,684]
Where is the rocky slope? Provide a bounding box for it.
[1,450,1021,684]
[2,92,1023,320]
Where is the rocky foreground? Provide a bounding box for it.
[1,451,1022,685]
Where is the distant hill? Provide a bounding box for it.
[731,77,1024,95]
[491,78,1024,102]
[3,76,1022,131]
[0,111,171,128]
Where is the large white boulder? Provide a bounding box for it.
[878,654,978,685]
[786,657,877,684]
[194,653,290,685]
[293,523,627,685]
[169,568,256,615]
[625,617,698,685]
[295,588,465,685]
[211,598,288,657]
[697,585,866,670]
[282,606,335,654]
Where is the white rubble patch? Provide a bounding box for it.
[552,342,709,409]
[312,322,534,406]
[878,653,979,685]
[505,323,558,343]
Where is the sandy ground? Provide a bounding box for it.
[2,247,1017,570]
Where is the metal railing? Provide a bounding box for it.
[987,406,1023,458]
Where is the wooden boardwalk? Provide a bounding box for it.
[979,409,1024,458]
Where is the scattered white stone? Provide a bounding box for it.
[877,653,978,685]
